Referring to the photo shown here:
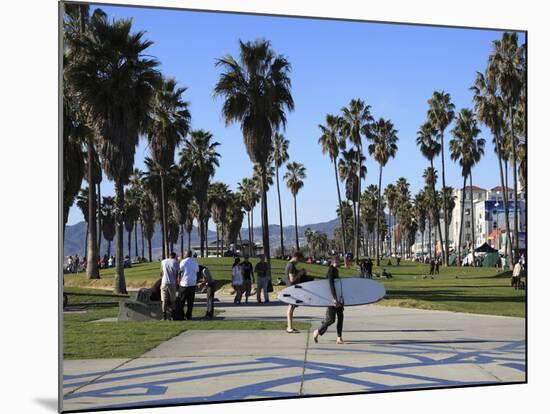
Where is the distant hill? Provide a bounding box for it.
[63,217,343,259]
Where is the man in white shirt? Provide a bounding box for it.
[160,252,179,320]
[178,250,199,320]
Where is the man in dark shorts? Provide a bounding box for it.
[313,255,344,344]
[241,255,254,303]
[285,252,301,333]
[198,264,216,319]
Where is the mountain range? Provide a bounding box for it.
[63,218,343,259]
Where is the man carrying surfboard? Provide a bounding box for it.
[313,255,345,344]
[285,252,302,333]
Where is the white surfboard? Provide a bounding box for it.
[278,278,386,307]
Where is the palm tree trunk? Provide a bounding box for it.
[221,222,225,256]
[251,206,255,257]
[140,219,145,259]
[205,217,209,257]
[247,212,252,257]
[107,240,111,257]
[160,173,168,259]
[97,182,102,256]
[333,160,347,253]
[457,175,467,266]
[127,229,131,260]
[180,223,185,257]
[509,106,519,261]
[495,132,514,265]
[147,237,152,263]
[216,224,220,257]
[187,225,191,252]
[439,130,449,266]
[86,138,99,279]
[293,194,299,252]
[376,164,383,266]
[355,146,362,261]
[351,201,357,254]
[428,217,432,260]
[114,181,127,294]
[84,223,88,257]
[260,171,271,273]
[134,220,138,258]
[469,173,475,251]
[276,166,285,257]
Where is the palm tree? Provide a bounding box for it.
[76,188,89,255]
[185,200,199,252]
[339,99,373,259]
[123,190,140,260]
[169,167,191,257]
[101,197,116,258]
[63,3,101,279]
[471,72,513,264]
[238,178,260,256]
[338,148,367,253]
[319,113,347,253]
[395,178,411,256]
[208,182,232,257]
[284,162,307,252]
[67,13,161,294]
[147,77,191,258]
[367,118,398,265]
[414,190,428,257]
[427,91,455,266]
[129,169,146,258]
[450,108,486,259]
[214,39,294,273]
[416,121,445,261]
[423,167,440,258]
[140,192,155,262]
[271,133,290,257]
[487,32,526,257]
[180,130,220,257]
[384,184,398,256]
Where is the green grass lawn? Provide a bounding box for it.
[64,258,526,317]
[63,287,310,359]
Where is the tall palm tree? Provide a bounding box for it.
[123,190,140,260]
[284,162,307,252]
[76,188,89,255]
[67,13,161,293]
[338,148,367,252]
[238,177,260,256]
[64,3,103,280]
[271,133,290,257]
[319,113,347,253]
[414,190,428,257]
[427,91,455,266]
[471,72,513,264]
[180,130,220,257]
[422,167,440,258]
[339,99,373,259]
[367,118,398,265]
[185,200,198,252]
[416,121,445,260]
[395,178,411,256]
[487,32,525,256]
[140,192,155,262]
[129,169,146,258]
[208,182,232,257]
[147,77,191,258]
[450,108,486,259]
[384,184,397,256]
[214,39,294,273]
[169,167,191,257]
[101,197,116,258]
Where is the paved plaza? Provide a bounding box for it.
[63,300,525,412]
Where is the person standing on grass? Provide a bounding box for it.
[285,251,302,333]
[255,255,270,303]
[512,260,522,289]
[198,264,216,319]
[178,250,199,320]
[160,252,179,321]
[313,255,345,345]
[232,257,244,304]
[435,258,440,275]
[366,258,373,278]
[241,255,255,303]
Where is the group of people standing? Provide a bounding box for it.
[160,250,216,321]
[231,255,270,304]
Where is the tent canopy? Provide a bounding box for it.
[475,242,498,253]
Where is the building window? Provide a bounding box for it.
[466,221,471,228]
[466,208,470,215]
[493,221,497,229]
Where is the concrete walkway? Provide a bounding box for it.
[63,298,525,411]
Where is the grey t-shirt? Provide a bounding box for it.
[285,261,298,286]
[161,258,179,285]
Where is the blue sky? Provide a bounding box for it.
[66,4,525,230]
